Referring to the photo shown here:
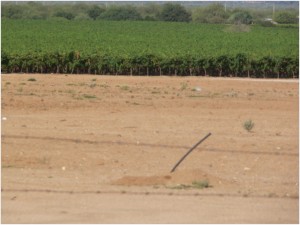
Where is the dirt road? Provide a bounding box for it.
[2,74,299,223]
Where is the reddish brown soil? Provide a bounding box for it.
[1,74,299,223]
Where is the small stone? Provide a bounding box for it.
[62,166,66,171]
[194,86,202,92]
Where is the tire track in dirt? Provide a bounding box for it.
[2,134,188,149]
[2,188,298,199]
[2,134,298,156]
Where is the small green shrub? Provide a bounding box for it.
[167,180,210,190]
[120,85,130,91]
[243,119,254,132]
[99,84,109,88]
[82,94,96,99]
[192,180,210,189]
[167,184,191,190]
[27,78,36,82]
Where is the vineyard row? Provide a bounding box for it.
[1,52,298,78]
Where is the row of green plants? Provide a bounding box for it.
[2,52,298,78]
[3,20,298,58]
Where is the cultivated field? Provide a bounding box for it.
[3,20,298,56]
[2,20,299,77]
[1,74,299,223]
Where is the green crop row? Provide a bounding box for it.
[2,20,298,57]
[2,52,298,78]
[1,20,298,78]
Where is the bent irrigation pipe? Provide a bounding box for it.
[170,132,212,173]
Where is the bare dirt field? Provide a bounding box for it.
[1,74,299,223]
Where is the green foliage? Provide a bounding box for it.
[82,94,97,99]
[1,2,299,25]
[228,11,253,25]
[192,180,210,189]
[193,3,228,24]
[87,5,105,20]
[75,13,92,21]
[167,180,210,190]
[2,51,297,78]
[138,3,161,21]
[256,20,275,27]
[275,12,298,24]
[54,11,75,20]
[1,5,24,19]
[1,20,298,78]
[99,6,142,21]
[120,85,130,91]
[243,120,255,132]
[159,3,191,22]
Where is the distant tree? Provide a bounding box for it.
[75,13,92,21]
[71,3,90,15]
[138,3,161,21]
[87,5,105,20]
[2,5,24,19]
[54,11,75,20]
[228,11,253,25]
[193,3,228,24]
[99,5,142,21]
[159,3,191,22]
[24,2,49,20]
[275,12,298,24]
